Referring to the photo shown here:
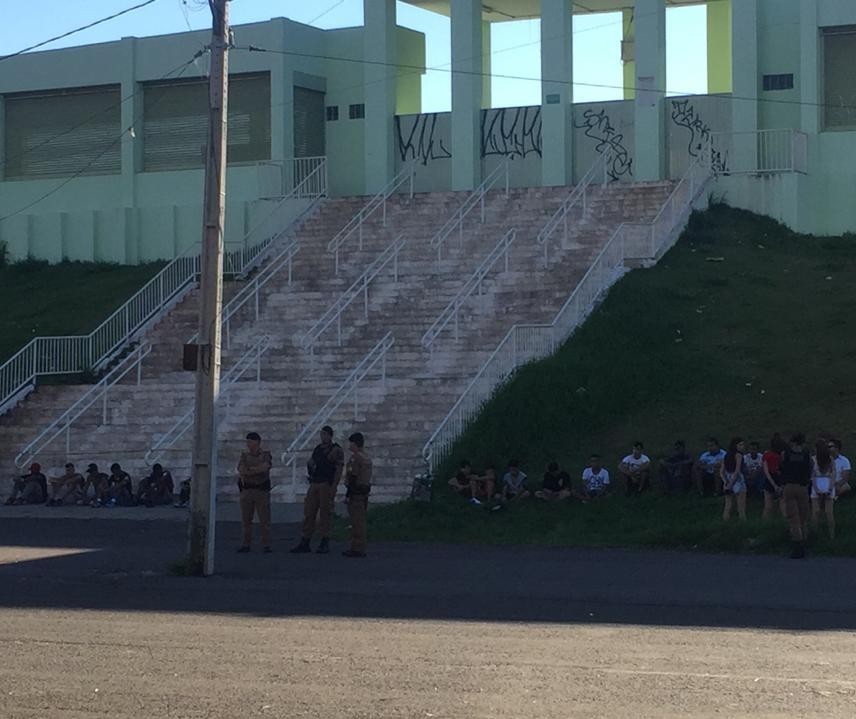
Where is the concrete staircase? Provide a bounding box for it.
[0,181,675,503]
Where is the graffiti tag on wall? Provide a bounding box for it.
[395,114,452,165]
[574,108,633,181]
[480,107,542,159]
[670,99,728,173]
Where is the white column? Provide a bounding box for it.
[633,0,666,181]
[120,36,138,207]
[270,18,294,165]
[731,0,758,172]
[363,0,396,194]
[540,0,573,186]
[451,0,482,191]
[800,0,819,134]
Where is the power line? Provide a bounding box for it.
[0,51,205,224]
[305,0,347,27]
[0,0,162,62]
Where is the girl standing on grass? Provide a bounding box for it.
[811,440,837,540]
[721,437,747,521]
[762,433,786,519]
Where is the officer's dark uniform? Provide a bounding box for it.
[344,448,372,556]
[300,441,344,549]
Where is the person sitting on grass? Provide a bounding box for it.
[136,464,175,507]
[618,442,650,496]
[578,454,611,501]
[470,463,497,505]
[104,463,134,507]
[47,463,85,506]
[811,439,837,540]
[174,478,191,508]
[721,437,747,521]
[658,440,694,494]
[500,460,530,503]
[85,464,110,506]
[694,438,726,497]
[536,462,571,501]
[743,441,765,497]
[5,464,47,505]
[448,460,475,499]
[829,439,851,498]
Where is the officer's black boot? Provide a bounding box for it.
[316,538,330,554]
[290,538,311,554]
[790,541,805,559]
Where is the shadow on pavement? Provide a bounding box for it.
[1,514,855,631]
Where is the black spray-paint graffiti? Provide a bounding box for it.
[480,107,542,159]
[395,114,452,166]
[670,99,728,173]
[573,108,633,181]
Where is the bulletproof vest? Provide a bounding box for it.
[781,449,811,486]
[312,443,340,482]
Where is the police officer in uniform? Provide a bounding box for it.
[343,432,372,558]
[290,425,344,555]
[237,431,273,553]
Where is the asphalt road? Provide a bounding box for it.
[1,513,856,718]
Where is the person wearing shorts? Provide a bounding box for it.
[720,438,747,521]
[811,439,837,540]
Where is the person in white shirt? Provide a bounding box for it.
[829,439,851,498]
[578,454,611,500]
[500,460,530,502]
[618,442,651,496]
[694,438,726,496]
[742,441,765,496]
[811,439,837,540]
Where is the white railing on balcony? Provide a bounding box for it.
[537,149,612,268]
[14,342,153,469]
[0,157,327,417]
[144,334,272,466]
[280,331,394,495]
[422,228,516,353]
[299,236,406,355]
[422,151,715,474]
[711,129,808,176]
[256,156,328,200]
[327,162,415,275]
[430,158,510,263]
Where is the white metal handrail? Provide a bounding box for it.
[422,228,516,353]
[0,157,327,417]
[423,152,714,474]
[280,331,394,492]
[257,156,328,199]
[327,162,415,275]
[14,342,153,469]
[300,236,407,355]
[710,129,807,175]
[430,158,510,263]
[144,334,272,466]
[537,149,612,267]
[189,239,301,348]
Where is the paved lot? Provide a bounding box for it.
[1,512,856,717]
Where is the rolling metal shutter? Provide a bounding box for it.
[143,72,271,171]
[293,86,325,158]
[4,85,122,180]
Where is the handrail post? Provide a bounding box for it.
[409,163,415,198]
[353,383,358,420]
[102,384,108,424]
[480,192,485,223]
[256,345,261,384]
[136,352,142,386]
[254,277,260,320]
[504,159,509,195]
[363,276,369,319]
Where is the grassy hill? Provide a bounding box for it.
[0,256,164,364]
[364,203,856,556]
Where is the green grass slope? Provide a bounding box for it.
[366,204,856,555]
[0,258,164,364]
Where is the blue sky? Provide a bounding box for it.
[0,0,708,110]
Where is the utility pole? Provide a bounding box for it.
[188,0,229,576]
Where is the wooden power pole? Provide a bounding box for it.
[188,0,230,576]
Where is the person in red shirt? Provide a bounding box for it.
[762,433,786,519]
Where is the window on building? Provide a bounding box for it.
[348,103,365,120]
[4,85,121,180]
[325,106,339,121]
[762,74,794,92]
[143,72,271,171]
[824,27,856,129]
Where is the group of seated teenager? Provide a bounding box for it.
[4,462,187,508]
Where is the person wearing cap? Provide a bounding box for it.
[5,463,47,505]
[291,425,344,555]
[47,463,85,506]
[343,432,372,558]
[237,431,274,553]
[84,463,110,506]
